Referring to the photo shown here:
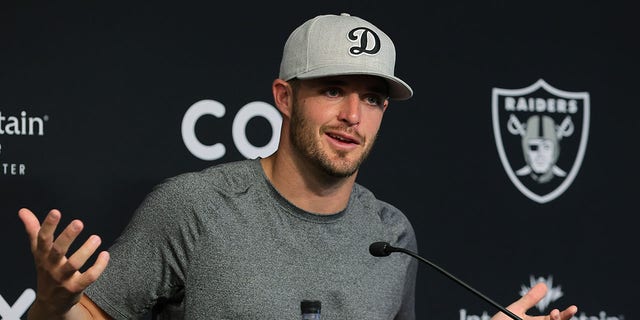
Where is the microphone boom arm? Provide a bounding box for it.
[391,246,523,320]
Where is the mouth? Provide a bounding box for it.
[326,131,360,145]
[327,133,360,144]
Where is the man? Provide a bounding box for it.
[18,13,578,319]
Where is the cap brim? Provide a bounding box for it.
[294,66,413,101]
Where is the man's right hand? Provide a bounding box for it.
[18,208,110,319]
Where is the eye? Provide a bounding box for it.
[364,94,386,107]
[324,87,341,98]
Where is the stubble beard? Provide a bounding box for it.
[289,101,376,178]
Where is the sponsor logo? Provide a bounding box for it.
[0,288,35,320]
[0,111,46,136]
[459,275,624,320]
[492,79,590,203]
[182,100,282,161]
[0,110,49,176]
[520,275,564,312]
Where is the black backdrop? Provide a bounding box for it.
[2,1,637,319]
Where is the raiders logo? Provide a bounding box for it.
[492,79,590,203]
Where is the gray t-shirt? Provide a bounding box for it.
[86,159,418,319]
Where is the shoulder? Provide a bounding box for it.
[135,159,263,218]
[352,183,410,225]
[352,183,416,249]
[119,159,264,243]
[153,159,261,197]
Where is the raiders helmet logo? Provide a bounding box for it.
[492,79,590,203]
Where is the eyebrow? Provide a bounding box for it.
[315,78,389,96]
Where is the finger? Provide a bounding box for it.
[77,251,110,288]
[49,219,84,263]
[65,235,102,273]
[506,282,548,314]
[558,305,578,320]
[18,208,42,252]
[36,209,62,253]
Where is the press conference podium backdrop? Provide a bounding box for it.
[2,1,637,319]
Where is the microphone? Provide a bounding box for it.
[369,241,522,320]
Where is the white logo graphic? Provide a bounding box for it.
[0,110,49,177]
[492,79,590,203]
[520,275,563,312]
[0,289,35,320]
[0,111,46,136]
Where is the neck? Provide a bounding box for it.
[260,152,356,215]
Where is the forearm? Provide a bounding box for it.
[27,300,93,320]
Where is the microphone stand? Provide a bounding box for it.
[381,244,522,320]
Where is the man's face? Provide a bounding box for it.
[289,75,389,178]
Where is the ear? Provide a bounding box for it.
[272,79,293,117]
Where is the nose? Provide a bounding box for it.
[338,93,361,125]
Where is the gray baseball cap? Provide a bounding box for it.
[279,13,413,100]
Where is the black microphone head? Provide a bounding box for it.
[369,241,392,257]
